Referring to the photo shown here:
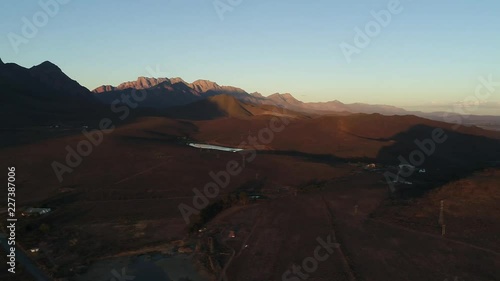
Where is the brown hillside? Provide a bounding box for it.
[166,94,254,120]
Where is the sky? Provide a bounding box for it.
[1,0,499,110]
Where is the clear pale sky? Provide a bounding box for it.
[1,0,499,108]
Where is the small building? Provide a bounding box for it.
[364,163,377,170]
[249,195,263,200]
[22,207,51,217]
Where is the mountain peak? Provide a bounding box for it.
[113,77,170,90]
[170,77,187,84]
[281,93,297,99]
[266,93,303,107]
[192,79,219,85]
[191,79,219,86]
[93,85,116,93]
[32,61,61,72]
[190,79,221,92]
[269,92,298,101]
[136,76,169,88]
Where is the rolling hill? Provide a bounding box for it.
[166,94,309,121]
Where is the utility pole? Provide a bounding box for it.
[438,200,445,226]
[208,237,214,254]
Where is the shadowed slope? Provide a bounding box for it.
[0,60,103,127]
[166,95,254,120]
[192,113,500,162]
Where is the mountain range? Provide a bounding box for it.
[1,59,499,130]
[91,75,411,115]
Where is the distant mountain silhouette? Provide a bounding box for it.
[1,60,94,100]
[0,60,102,126]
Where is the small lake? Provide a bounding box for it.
[188,142,243,152]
